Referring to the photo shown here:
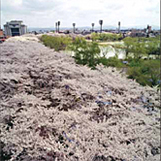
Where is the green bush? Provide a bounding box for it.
[68,37,100,69]
[123,36,160,60]
[91,33,122,42]
[145,37,160,58]
[127,59,160,87]
[127,67,146,86]
[128,59,143,67]
[123,37,148,59]
[98,57,109,66]
[40,35,72,51]
[98,56,124,68]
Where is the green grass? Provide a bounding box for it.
[40,35,72,51]
[91,33,123,42]
[98,56,125,68]
[127,59,160,87]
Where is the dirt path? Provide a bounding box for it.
[0,35,160,161]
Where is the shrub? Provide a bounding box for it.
[127,59,160,87]
[98,57,109,66]
[145,37,160,58]
[68,37,100,69]
[129,59,143,67]
[123,37,160,60]
[91,33,122,42]
[40,35,72,51]
[98,56,124,68]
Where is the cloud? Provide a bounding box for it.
[1,0,160,28]
[22,0,61,12]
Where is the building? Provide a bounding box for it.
[4,20,27,36]
[0,29,4,37]
[130,29,146,37]
[147,25,152,33]
[0,29,7,43]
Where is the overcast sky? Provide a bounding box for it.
[1,0,160,28]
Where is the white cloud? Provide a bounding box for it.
[1,0,160,28]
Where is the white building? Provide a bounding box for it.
[4,20,27,36]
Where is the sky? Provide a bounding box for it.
[1,0,160,28]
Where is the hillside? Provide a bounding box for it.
[0,35,160,161]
